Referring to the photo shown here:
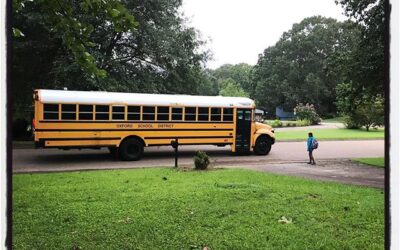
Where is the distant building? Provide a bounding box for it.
[275,106,295,120]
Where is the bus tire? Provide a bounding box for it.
[118,138,144,161]
[254,136,272,155]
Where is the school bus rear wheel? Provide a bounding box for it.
[254,135,272,155]
[119,138,144,161]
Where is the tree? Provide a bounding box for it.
[252,16,361,116]
[335,0,385,95]
[333,0,385,130]
[336,82,384,130]
[211,63,254,96]
[13,0,138,77]
[218,78,249,97]
[354,96,384,131]
[197,69,220,96]
[12,0,210,119]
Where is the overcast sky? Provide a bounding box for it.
[182,0,348,69]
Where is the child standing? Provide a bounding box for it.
[307,132,316,165]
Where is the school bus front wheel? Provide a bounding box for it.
[254,135,273,155]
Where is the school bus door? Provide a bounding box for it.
[235,109,252,153]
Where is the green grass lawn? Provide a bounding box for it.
[13,168,384,249]
[354,157,385,168]
[276,128,384,141]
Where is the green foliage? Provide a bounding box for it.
[296,119,312,127]
[13,0,138,77]
[265,120,312,128]
[210,63,254,96]
[265,119,283,128]
[193,151,210,170]
[333,1,385,131]
[294,103,321,125]
[336,83,384,130]
[218,78,249,97]
[13,168,384,249]
[353,96,384,131]
[285,121,296,127]
[335,0,385,95]
[12,0,210,119]
[253,16,361,116]
[12,27,24,37]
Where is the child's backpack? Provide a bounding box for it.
[312,139,319,149]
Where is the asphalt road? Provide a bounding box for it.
[12,140,385,188]
[13,140,384,171]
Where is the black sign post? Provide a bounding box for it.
[171,138,179,168]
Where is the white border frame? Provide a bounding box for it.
[390,0,399,249]
[1,1,398,249]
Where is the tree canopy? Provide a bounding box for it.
[335,0,385,95]
[218,78,249,98]
[13,0,138,77]
[12,0,210,118]
[332,0,385,128]
[252,16,361,116]
[210,63,254,96]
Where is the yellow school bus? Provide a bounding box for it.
[33,89,275,160]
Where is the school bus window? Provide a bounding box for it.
[61,104,76,120]
[157,106,169,121]
[172,107,183,121]
[198,107,209,121]
[78,104,93,120]
[211,108,221,121]
[143,106,155,121]
[127,106,140,121]
[223,108,233,121]
[185,107,196,121]
[112,106,125,120]
[95,105,109,120]
[244,109,252,121]
[43,104,59,120]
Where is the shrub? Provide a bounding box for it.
[297,119,312,126]
[285,121,297,127]
[336,83,384,131]
[343,116,361,129]
[193,151,210,170]
[268,119,283,128]
[293,103,321,125]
